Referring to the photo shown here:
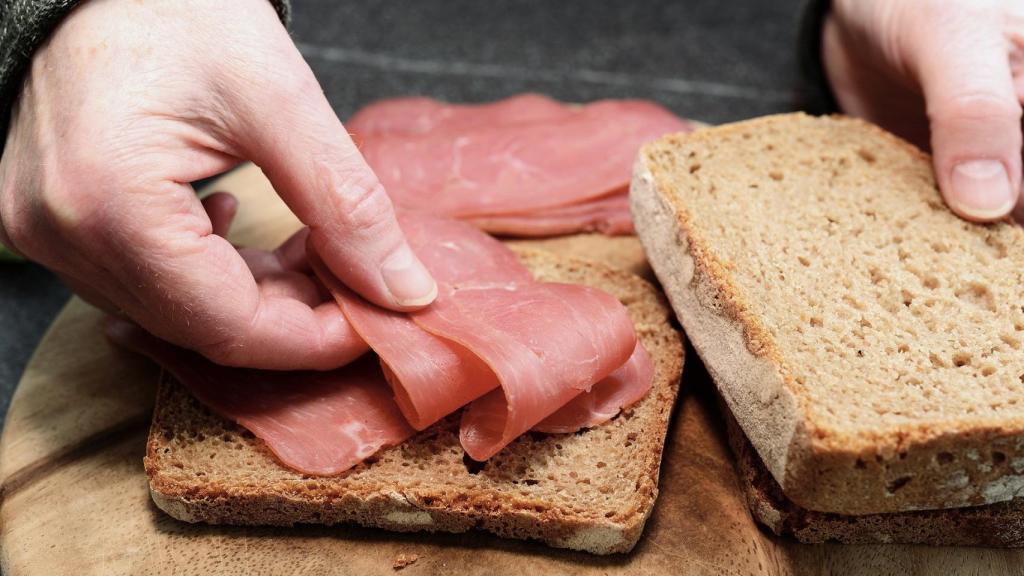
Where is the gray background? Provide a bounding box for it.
[0,0,805,429]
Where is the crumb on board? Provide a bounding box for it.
[393,553,420,570]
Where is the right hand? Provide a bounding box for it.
[822,0,1024,223]
[0,0,437,370]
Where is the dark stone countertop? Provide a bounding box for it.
[0,0,806,430]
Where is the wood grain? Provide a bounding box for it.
[1,164,1021,575]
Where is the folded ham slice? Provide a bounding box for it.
[311,214,533,430]
[104,320,414,476]
[416,282,635,461]
[323,283,496,431]
[314,212,641,461]
[532,342,654,434]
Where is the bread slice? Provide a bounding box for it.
[631,113,1024,516]
[144,248,684,555]
[722,400,1024,546]
[504,234,652,281]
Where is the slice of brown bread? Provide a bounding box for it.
[145,247,684,555]
[721,399,1024,546]
[504,234,653,281]
[631,113,1024,516]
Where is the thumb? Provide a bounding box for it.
[908,3,1021,221]
[228,62,437,310]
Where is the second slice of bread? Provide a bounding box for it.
[721,400,1024,546]
[632,113,1024,515]
[145,248,684,555]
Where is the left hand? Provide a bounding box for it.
[823,0,1024,223]
[0,0,434,370]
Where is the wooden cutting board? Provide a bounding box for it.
[1,164,1022,576]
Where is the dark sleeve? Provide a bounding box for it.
[797,0,839,115]
[0,0,291,158]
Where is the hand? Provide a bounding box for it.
[0,0,437,369]
[822,0,1024,223]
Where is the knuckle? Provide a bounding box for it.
[341,180,391,232]
[39,151,118,237]
[0,158,32,253]
[0,205,27,252]
[0,122,141,258]
[38,181,85,221]
[320,163,393,232]
[0,185,42,257]
[0,187,20,251]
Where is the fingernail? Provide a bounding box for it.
[949,160,1016,220]
[381,246,437,307]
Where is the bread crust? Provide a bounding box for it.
[631,132,811,508]
[145,248,684,555]
[631,113,1024,515]
[721,399,1024,546]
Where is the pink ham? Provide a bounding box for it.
[312,214,534,430]
[468,191,633,237]
[393,213,641,455]
[533,342,654,434]
[317,277,497,431]
[357,98,689,219]
[110,207,653,475]
[312,212,646,461]
[348,93,570,138]
[394,212,535,287]
[412,282,637,461]
[104,320,414,476]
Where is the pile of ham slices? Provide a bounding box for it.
[350,94,692,236]
[115,95,689,476]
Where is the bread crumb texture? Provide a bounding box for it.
[145,249,684,555]
[636,113,1024,514]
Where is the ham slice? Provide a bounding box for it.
[314,212,645,460]
[533,342,654,434]
[322,283,496,431]
[104,320,414,476]
[312,214,533,430]
[394,212,535,287]
[356,98,689,224]
[348,93,570,138]
[468,191,633,237]
[413,282,636,460]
